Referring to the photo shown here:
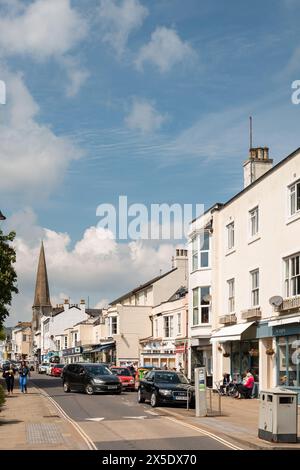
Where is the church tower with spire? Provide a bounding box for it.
[32,242,52,334]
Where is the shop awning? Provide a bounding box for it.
[210,322,255,343]
[90,342,115,353]
[268,316,300,327]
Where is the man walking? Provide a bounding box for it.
[19,361,30,394]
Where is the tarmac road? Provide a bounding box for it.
[31,373,241,451]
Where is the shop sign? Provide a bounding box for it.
[273,324,300,337]
[62,346,83,357]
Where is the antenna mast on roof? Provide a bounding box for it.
[249,116,253,149]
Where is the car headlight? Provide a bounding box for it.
[93,379,105,384]
[159,389,172,396]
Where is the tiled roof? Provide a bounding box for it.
[109,268,177,305]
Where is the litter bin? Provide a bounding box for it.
[258,387,298,443]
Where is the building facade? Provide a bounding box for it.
[140,288,188,373]
[188,209,215,380]
[11,322,32,361]
[208,147,300,391]
[105,249,188,367]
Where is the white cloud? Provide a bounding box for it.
[0,0,88,96]
[7,213,177,325]
[0,0,87,59]
[0,70,83,196]
[135,26,195,73]
[98,0,148,55]
[59,55,90,98]
[125,97,167,133]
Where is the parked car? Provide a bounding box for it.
[50,364,64,377]
[134,366,157,390]
[46,363,54,375]
[137,370,195,408]
[38,363,49,374]
[62,363,122,395]
[110,366,135,391]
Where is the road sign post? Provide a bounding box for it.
[195,367,207,417]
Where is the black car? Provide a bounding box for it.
[62,363,122,395]
[137,370,195,407]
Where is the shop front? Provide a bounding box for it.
[190,337,212,383]
[268,317,300,390]
[211,321,259,384]
[82,342,116,364]
[175,339,188,374]
[140,339,177,369]
[62,346,83,363]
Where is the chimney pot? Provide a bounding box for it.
[64,299,69,304]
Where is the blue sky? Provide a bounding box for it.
[1,0,300,324]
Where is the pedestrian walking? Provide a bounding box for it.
[2,364,16,396]
[19,361,30,394]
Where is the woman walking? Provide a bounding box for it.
[19,361,30,393]
[2,364,16,396]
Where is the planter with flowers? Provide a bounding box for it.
[266,348,275,356]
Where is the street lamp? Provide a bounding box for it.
[0,210,6,221]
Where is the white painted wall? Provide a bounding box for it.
[211,149,300,386]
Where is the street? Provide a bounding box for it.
[30,373,239,450]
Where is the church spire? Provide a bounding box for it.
[33,242,51,308]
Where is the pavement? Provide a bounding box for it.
[158,391,300,450]
[0,378,90,450]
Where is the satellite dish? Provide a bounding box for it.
[269,296,283,307]
[203,294,212,303]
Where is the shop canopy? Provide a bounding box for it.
[268,316,300,327]
[210,322,255,343]
[91,342,115,353]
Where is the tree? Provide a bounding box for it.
[0,230,18,328]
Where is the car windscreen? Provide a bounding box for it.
[85,365,112,376]
[154,372,189,384]
[54,364,64,368]
[111,368,131,376]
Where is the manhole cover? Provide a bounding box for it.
[26,423,63,444]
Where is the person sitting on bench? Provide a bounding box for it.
[235,369,254,399]
[219,373,231,395]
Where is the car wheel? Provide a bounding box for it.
[85,384,94,395]
[137,388,145,403]
[63,381,70,393]
[150,392,158,408]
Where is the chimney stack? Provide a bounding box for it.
[174,248,188,269]
[243,147,273,188]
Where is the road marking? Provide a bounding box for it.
[164,416,243,451]
[85,418,105,422]
[31,384,97,450]
[123,416,147,420]
[144,410,159,416]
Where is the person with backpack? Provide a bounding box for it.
[19,361,30,394]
